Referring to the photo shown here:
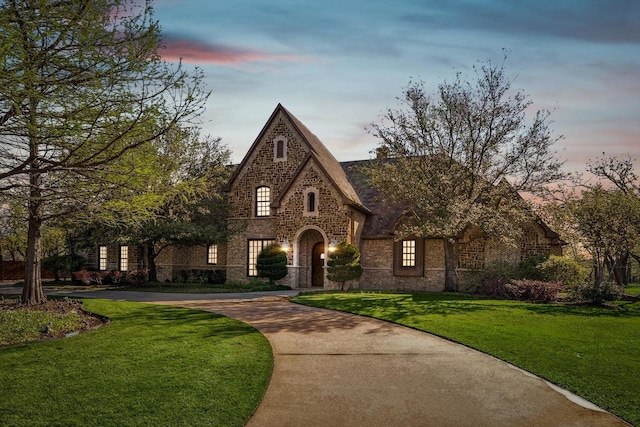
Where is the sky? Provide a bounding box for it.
[151,0,640,174]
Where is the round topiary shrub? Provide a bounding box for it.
[327,242,363,291]
[256,243,288,285]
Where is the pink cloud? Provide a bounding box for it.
[161,37,306,65]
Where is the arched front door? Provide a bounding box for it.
[312,242,325,287]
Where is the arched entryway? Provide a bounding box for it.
[294,227,327,288]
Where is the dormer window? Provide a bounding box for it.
[273,135,287,162]
[304,187,319,217]
[256,186,271,217]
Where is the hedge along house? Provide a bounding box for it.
[90,104,563,289]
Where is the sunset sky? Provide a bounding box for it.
[152,0,639,173]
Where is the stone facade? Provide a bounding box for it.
[87,104,563,291]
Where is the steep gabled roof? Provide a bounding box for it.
[227,104,369,214]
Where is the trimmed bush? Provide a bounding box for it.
[256,244,288,285]
[171,269,226,285]
[72,270,109,285]
[327,242,363,291]
[505,279,562,303]
[537,255,589,289]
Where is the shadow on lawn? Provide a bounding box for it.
[518,300,640,318]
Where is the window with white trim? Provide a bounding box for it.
[119,246,128,271]
[99,246,108,270]
[248,239,275,277]
[273,135,287,162]
[207,244,218,265]
[256,186,271,217]
[402,240,416,267]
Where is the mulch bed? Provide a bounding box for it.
[0,297,107,344]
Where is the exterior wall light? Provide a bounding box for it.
[281,238,290,252]
[328,239,338,252]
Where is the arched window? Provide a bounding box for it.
[256,186,271,217]
[308,191,316,213]
[304,187,319,216]
[273,136,287,162]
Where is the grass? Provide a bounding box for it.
[626,283,640,296]
[0,307,84,346]
[0,299,273,427]
[292,291,640,426]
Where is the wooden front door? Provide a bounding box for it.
[312,242,324,287]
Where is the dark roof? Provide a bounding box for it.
[340,159,404,238]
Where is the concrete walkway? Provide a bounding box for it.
[3,286,630,426]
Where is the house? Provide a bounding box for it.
[94,104,563,290]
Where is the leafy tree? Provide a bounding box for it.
[327,242,363,291]
[256,244,288,285]
[113,127,233,282]
[0,0,208,303]
[569,185,640,286]
[366,57,566,291]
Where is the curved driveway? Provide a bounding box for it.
[67,289,628,426]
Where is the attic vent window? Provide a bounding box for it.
[273,136,287,162]
[304,187,319,217]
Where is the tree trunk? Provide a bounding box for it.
[147,242,158,282]
[443,238,459,292]
[22,185,46,304]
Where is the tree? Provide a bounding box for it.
[0,0,208,303]
[570,185,640,286]
[256,244,288,285]
[103,127,233,282]
[326,242,363,291]
[366,57,566,291]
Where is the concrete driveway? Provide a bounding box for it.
[138,293,628,427]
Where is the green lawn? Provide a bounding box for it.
[0,299,272,427]
[292,291,640,426]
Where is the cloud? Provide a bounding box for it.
[160,34,309,65]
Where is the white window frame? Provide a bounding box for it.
[207,244,218,265]
[248,239,275,277]
[119,246,128,271]
[255,186,271,217]
[402,240,416,267]
[99,246,108,271]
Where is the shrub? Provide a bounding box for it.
[126,269,149,286]
[171,269,226,285]
[537,255,589,289]
[505,280,562,303]
[42,254,86,281]
[516,255,549,280]
[256,244,288,285]
[72,270,109,285]
[569,281,624,305]
[479,262,517,298]
[327,242,363,291]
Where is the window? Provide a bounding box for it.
[273,135,287,161]
[248,239,275,277]
[119,246,128,271]
[393,238,424,276]
[402,240,416,267]
[207,244,218,265]
[304,187,319,216]
[256,186,271,217]
[99,246,108,270]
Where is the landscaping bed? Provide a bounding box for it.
[0,298,106,346]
